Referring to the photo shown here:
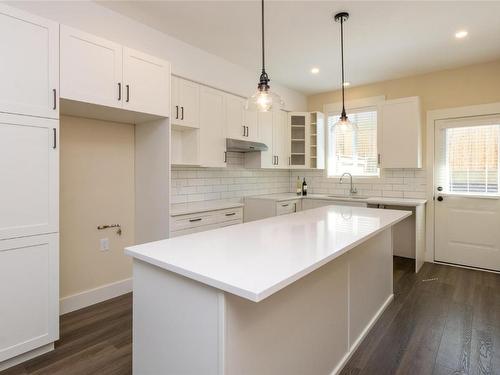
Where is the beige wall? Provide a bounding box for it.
[60,116,135,299]
[308,59,500,154]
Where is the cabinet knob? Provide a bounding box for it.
[437,196,444,202]
[437,186,443,192]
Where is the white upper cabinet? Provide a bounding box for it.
[0,5,59,119]
[273,110,288,168]
[123,47,170,117]
[60,27,170,117]
[60,25,122,109]
[199,86,226,168]
[225,94,259,142]
[0,113,59,240]
[171,76,199,128]
[258,111,274,168]
[380,96,422,169]
[225,94,246,140]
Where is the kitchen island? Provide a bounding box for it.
[125,205,411,375]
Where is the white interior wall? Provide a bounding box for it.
[7,1,307,111]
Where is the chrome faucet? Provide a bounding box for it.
[340,172,357,195]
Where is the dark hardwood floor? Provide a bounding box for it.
[2,257,500,375]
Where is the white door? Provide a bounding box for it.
[0,234,59,362]
[60,25,123,109]
[226,94,246,140]
[0,113,58,240]
[273,110,288,168]
[435,115,500,271]
[0,5,59,119]
[199,87,226,168]
[258,111,274,168]
[176,77,199,128]
[123,47,170,117]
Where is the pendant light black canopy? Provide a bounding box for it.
[246,0,284,112]
[333,12,356,130]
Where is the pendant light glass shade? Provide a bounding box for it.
[246,0,284,112]
[333,12,356,131]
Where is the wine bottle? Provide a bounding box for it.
[296,176,302,196]
[302,178,308,196]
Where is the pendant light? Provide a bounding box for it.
[333,12,356,131]
[246,0,284,112]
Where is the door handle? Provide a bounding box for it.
[118,83,121,101]
[242,125,245,136]
[437,196,444,202]
[176,105,179,119]
[52,128,57,149]
[181,106,184,120]
[52,89,57,110]
[126,85,130,102]
[246,126,249,137]
[276,156,279,165]
[224,151,227,163]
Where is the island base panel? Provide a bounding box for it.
[132,228,393,375]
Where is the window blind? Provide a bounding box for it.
[328,108,378,177]
[445,124,499,194]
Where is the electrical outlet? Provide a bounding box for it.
[100,238,109,251]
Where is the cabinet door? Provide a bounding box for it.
[0,234,59,362]
[245,109,259,142]
[273,110,288,168]
[123,47,170,117]
[0,5,59,119]
[380,97,422,169]
[225,94,246,140]
[258,111,274,168]
[60,25,122,109]
[177,77,199,128]
[0,114,58,240]
[199,87,226,168]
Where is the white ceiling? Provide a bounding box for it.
[98,1,500,95]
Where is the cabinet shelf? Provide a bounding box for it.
[291,139,305,142]
[291,153,305,156]
[291,125,305,128]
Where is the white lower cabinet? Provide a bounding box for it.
[170,207,243,237]
[0,233,59,363]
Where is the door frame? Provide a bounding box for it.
[425,102,500,264]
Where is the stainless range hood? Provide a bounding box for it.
[226,138,268,152]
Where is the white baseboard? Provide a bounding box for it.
[330,294,395,375]
[60,278,132,315]
[0,343,54,371]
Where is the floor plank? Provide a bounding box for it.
[2,258,500,375]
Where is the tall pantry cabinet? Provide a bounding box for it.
[0,4,60,367]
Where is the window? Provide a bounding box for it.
[327,107,379,177]
[445,124,499,194]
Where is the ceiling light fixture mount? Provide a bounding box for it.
[246,0,284,112]
[333,11,356,131]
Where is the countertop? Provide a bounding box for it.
[245,193,427,207]
[126,206,411,302]
[170,200,244,216]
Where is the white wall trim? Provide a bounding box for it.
[323,95,386,113]
[425,101,500,263]
[59,278,132,315]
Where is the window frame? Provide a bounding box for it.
[324,96,385,180]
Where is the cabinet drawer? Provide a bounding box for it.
[215,207,243,223]
[170,218,242,238]
[276,200,299,216]
[170,212,217,232]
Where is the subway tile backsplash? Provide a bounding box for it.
[171,152,427,204]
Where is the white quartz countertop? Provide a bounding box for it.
[171,200,244,216]
[246,193,427,207]
[126,206,411,302]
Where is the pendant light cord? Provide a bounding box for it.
[340,16,346,114]
[261,0,265,73]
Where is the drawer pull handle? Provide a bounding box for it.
[281,204,289,207]
[225,212,236,216]
[189,218,202,222]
